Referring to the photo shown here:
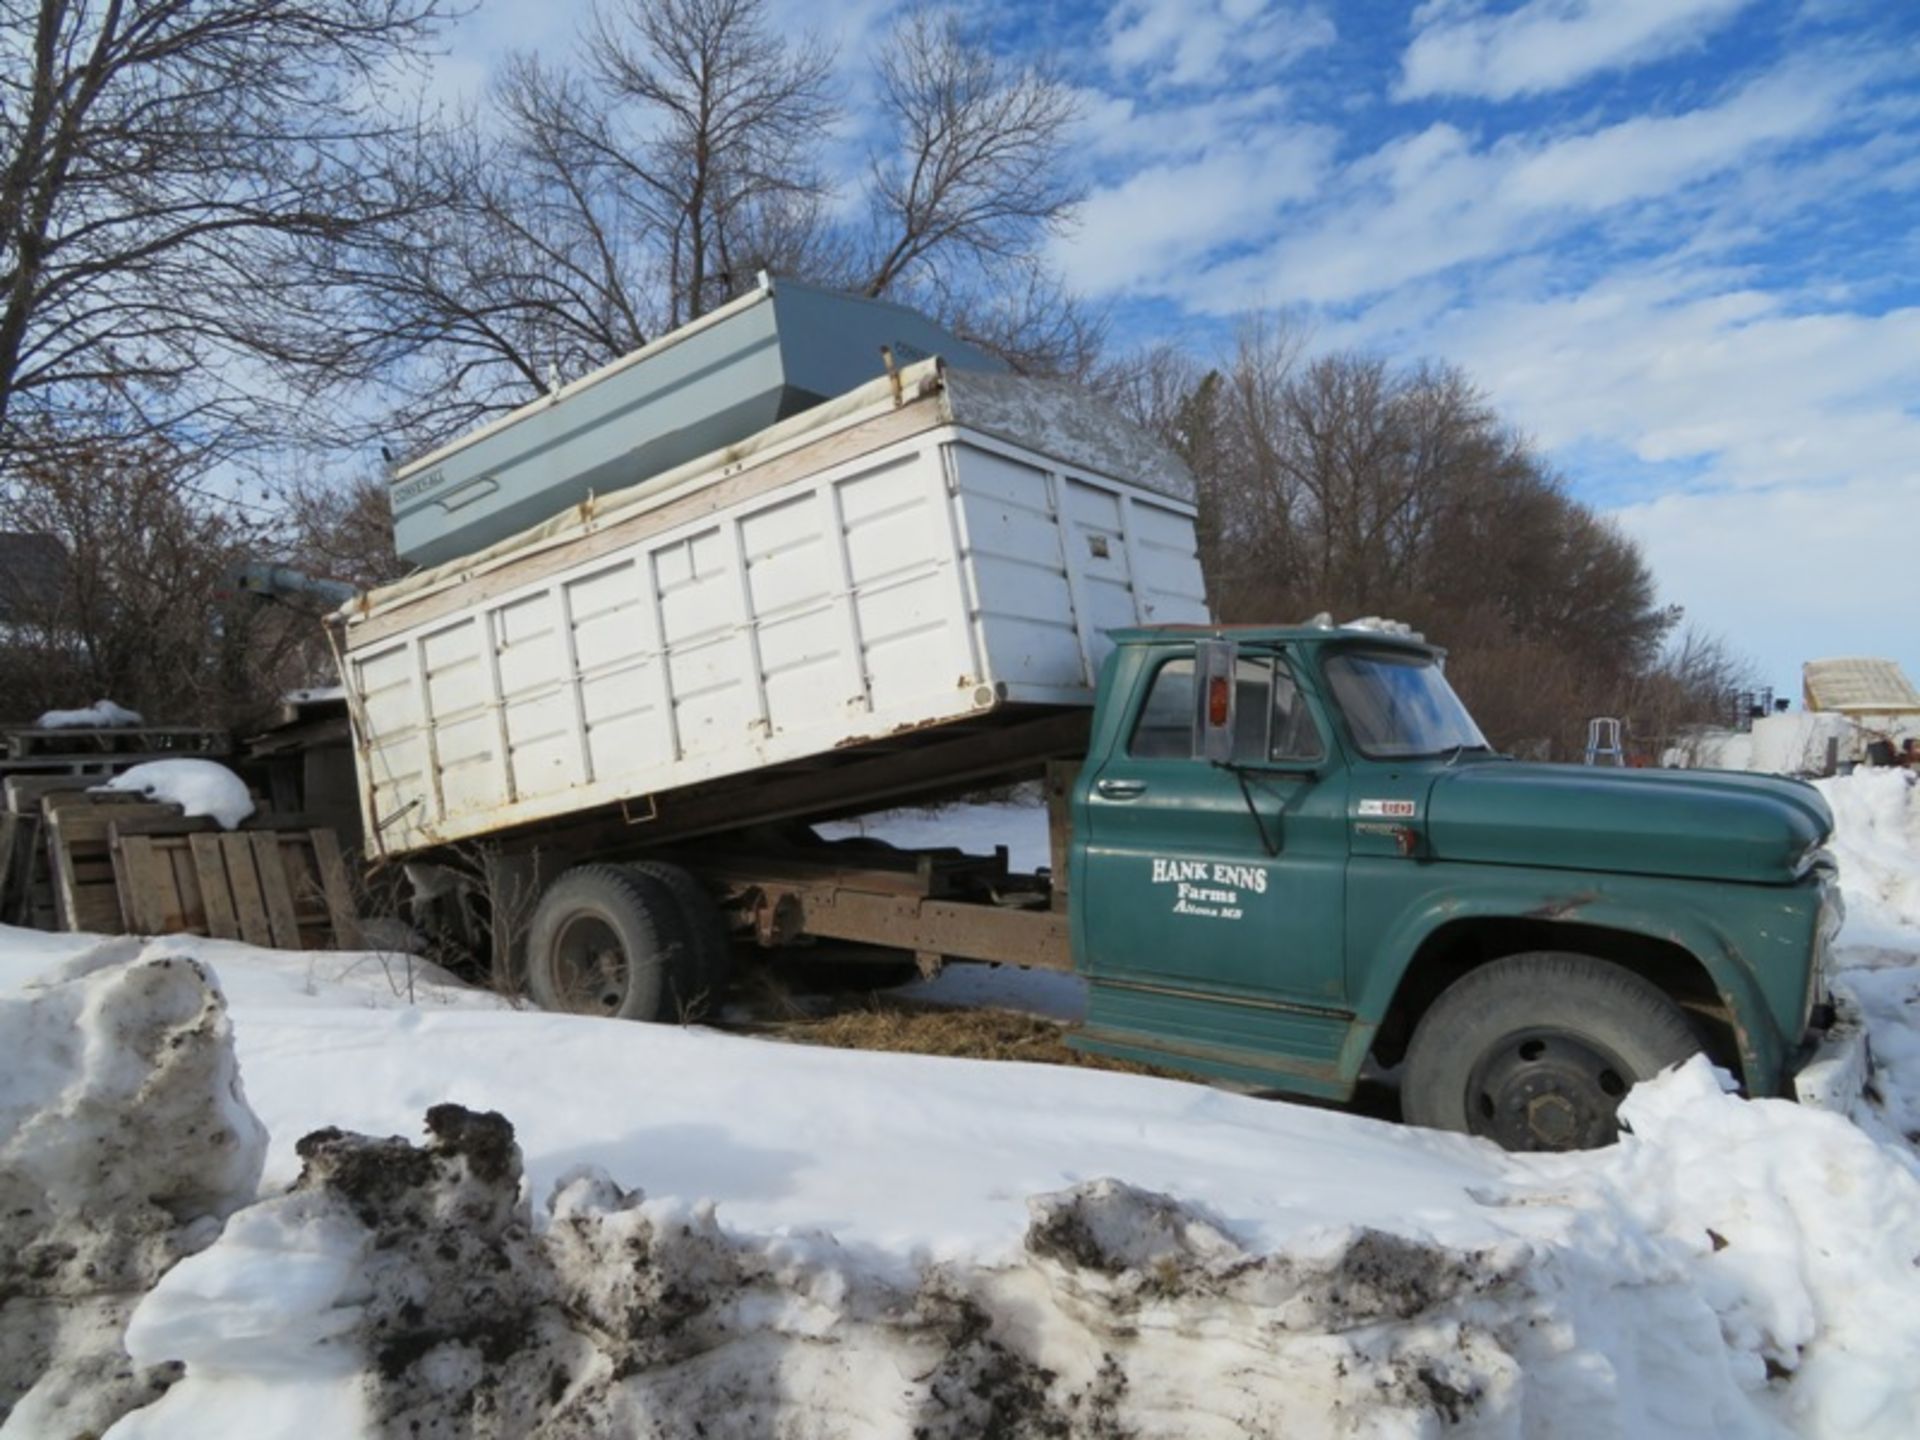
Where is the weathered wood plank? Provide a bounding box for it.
[308,828,363,949]
[168,842,208,934]
[190,834,240,941]
[252,832,302,948]
[115,836,178,934]
[42,797,182,934]
[221,833,273,946]
[2,726,228,760]
[5,775,92,814]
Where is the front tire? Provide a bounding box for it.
[525,865,694,1021]
[1400,952,1701,1151]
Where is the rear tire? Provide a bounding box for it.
[626,860,733,1018]
[525,865,694,1022]
[1400,952,1701,1151]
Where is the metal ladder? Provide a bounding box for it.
[1584,716,1626,766]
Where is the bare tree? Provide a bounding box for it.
[587,0,837,328]
[281,470,406,595]
[0,432,318,726]
[1126,322,1694,758]
[336,0,841,447]
[326,65,677,441]
[857,8,1092,374]
[337,0,1092,450]
[0,0,453,470]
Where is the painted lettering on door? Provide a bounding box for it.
[1148,857,1268,920]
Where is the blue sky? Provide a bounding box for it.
[440,0,1919,698]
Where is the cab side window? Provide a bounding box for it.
[1269,661,1325,763]
[1128,657,1201,758]
[1127,653,1325,763]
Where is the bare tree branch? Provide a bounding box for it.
[0,0,457,470]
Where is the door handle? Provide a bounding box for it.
[1096,778,1147,800]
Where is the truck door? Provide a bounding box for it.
[1077,648,1352,1079]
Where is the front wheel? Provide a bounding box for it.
[1400,953,1702,1151]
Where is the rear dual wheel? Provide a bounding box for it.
[525,863,729,1022]
[1401,952,1702,1151]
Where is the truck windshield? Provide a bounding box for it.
[1322,649,1489,759]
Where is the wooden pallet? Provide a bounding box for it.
[1,725,229,760]
[0,811,42,926]
[0,779,363,949]
[1,777,112,928]
[111,823,362,950]
[44,793,182,932]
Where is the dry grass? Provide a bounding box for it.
[728,991,1172,1077]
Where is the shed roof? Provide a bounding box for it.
[1803,657,1920,716]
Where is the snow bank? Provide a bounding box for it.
[1686,713,1858,777]
[97,759,256,830]
[112,1068,1920,1439]
[0,951,266,1436]
[33,698,144,729]
[1817,769,1920,954]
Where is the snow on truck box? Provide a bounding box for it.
[338,359,1208,856]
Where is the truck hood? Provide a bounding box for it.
[1424,762,1834,884]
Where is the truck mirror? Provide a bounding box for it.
[1193,638,1238,763]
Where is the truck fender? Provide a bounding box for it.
[1352,885,1787,1094]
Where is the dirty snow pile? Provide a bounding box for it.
[96,760,256,830]
[0,944,265,1437]
[107,1067,1920,1440]
[32,698,144,729]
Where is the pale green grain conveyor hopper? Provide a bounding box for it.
[389,276,1009,568]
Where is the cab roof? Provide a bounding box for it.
[1110,622,1439,654]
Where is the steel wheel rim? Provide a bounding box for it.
[1464,1028,1634,1151]
[550,913,631,1015]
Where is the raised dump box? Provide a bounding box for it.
[390,278,1007,567]
[339,360,1207,857]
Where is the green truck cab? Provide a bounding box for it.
[1064,623,1858,1150]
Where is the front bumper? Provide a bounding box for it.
[1792,992,1871,1113]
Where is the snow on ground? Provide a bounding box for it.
[0,773,1918,1436]
[32,698,144,729]
[96,760,257,830]
[817,800,1087,1018]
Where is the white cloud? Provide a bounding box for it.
[1054,128,1333,294]
[1398,0,1757,102]
[1435,274,1920,487]
[1106,0,1335,88]
[1612,476,1917,694]
[1172,59,1859,311]
[1069,84,1297,163]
